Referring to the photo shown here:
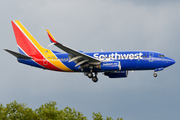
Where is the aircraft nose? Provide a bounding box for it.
[171,59,175,65]
[168,58,175,66]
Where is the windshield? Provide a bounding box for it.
[159,55,165,57]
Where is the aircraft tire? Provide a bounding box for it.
[88,73,93,78]
[153,73,157,77]
[84,72,88,76]
[92,77,98,82]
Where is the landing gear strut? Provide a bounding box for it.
[92,72,98,82]
[84,71,98,82]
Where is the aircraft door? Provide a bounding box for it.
[43,59,48,65]
[149,53,154,62]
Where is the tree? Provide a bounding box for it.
[35,101,87,120]
[93,112,123,120]
[0,100,35,119]
[0,101,123,120]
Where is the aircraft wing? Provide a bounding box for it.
[46,30,101,67]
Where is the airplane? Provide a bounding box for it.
[5,20,175,82]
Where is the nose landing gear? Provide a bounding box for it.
[153,68,164,77]
[153,72,157,77]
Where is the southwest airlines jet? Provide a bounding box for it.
[5,20,175,82]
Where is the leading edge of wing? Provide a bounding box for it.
[46,29,101,64]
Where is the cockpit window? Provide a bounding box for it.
[159,55,165,57]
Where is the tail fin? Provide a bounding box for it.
[11,20,45,57]
[11,20,71,71]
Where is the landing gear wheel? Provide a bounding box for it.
[87,73,93,78]
[153,73,157,77]
[92,77,98,82]
[84,72,88,76]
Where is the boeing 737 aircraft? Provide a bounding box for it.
[5,20,175,82]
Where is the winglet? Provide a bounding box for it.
[46,29,59,44]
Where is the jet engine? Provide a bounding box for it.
[95,61,121,71]
[104,71,128,78]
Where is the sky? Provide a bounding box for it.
[0,0,179,120]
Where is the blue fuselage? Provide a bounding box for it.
[45,50,175,72]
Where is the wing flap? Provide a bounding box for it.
[75,60,89,67]
[69,56,82,63]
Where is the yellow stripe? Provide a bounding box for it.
[44,49,74,72]
[15,20,73,72]
[46,29,56,41]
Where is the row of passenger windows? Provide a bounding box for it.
[98,55,165,59]
[98,55,147,59]
[50,58,69,61]
[49,54,164,61]
[50,56,149,61]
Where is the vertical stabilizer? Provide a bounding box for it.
[11,20,72,72]
[11,20,44,57]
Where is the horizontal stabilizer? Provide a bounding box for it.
[4,49,32,59]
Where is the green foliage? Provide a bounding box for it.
[0,101,122,120]
[92,112,123,120]
[93,112,103,120]
[0,100,35,119]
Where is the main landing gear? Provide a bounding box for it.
[84,72,98,82]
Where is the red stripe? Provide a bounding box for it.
[47,33,58,44]
[12,21,63,71]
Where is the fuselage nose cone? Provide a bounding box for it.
[171,59,175,65]
[168,58,175,66]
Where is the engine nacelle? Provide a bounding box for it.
[95,61,121,71]
[104,71,128,78]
